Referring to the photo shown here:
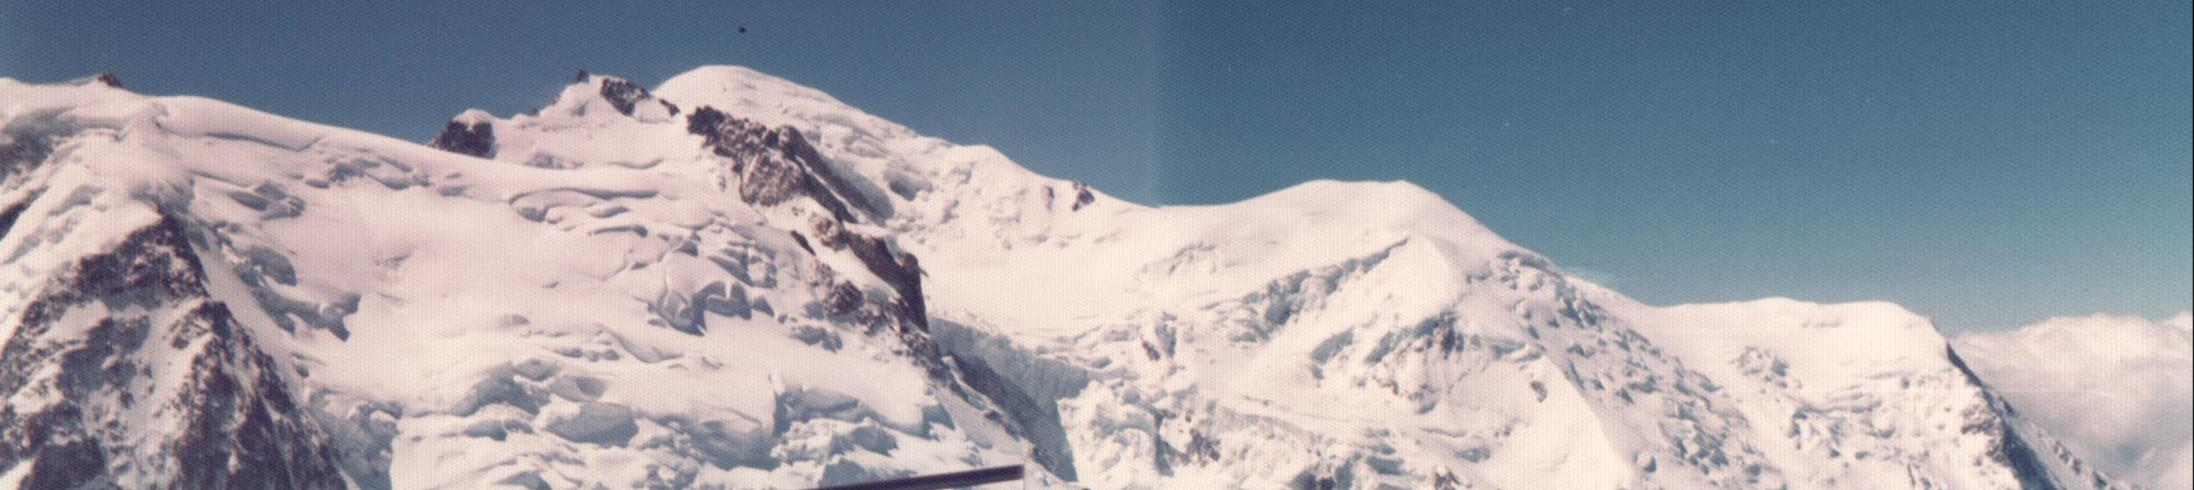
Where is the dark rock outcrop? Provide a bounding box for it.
[427,118,495,158]
[0,196,31,241]
[843,232,926,330]
[688,105,939,376]
[685,106,885,223]
[93,72,123,89]
[791,186,924,330]
[598,77,652,116]
[0,217,346,489]
[685,105,729,141]
[1071,182,1095,211]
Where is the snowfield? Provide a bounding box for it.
[0,67,2181,489]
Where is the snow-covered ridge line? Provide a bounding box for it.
[3,72,1039,488]
[3,66,2170,489]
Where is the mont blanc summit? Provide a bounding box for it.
[0,67,2172,489]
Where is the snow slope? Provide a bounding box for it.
[652,67,2122,489]
[1,66,2171,489]
[1,74,1039,488]
[1954,313,2194,490]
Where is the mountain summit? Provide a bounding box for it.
[0,67,2162,489]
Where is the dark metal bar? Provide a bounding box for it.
[812,464,1025,490]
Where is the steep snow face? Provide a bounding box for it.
[0,76,1034,488]
[647,68,2132,489]
[1,66,2160,489]
[685,68,2164,487]
[1954,313,2194,490]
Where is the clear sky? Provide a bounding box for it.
[4,1,2187,332]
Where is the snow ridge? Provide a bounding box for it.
[1,74,1035,488]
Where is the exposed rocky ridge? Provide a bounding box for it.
[597,76,654,117]
[0,216,344,489]
[586,74,682,119]
[685,105,887,223]
[1944,346,2122,490]
[1944,348,2059,488]
[684,104,929,344]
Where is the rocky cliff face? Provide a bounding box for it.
[686,105,887,223]
[0,207,343,488]
[684,105,924,340]
[597,77,655,117]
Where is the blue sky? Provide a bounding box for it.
[4,1,2186,331]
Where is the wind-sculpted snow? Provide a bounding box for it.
[0,75,1032,488]
[0,67,2162,489]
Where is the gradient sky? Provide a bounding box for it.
[4,1,2187,331]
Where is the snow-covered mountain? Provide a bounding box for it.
[1,72,1020,489]
[0,67,2171,489]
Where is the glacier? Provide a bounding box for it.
[0,66,2177,489]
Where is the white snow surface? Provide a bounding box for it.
[1,74,1029,489]
[2,66,2175,489]
[1954,312,2194,490]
